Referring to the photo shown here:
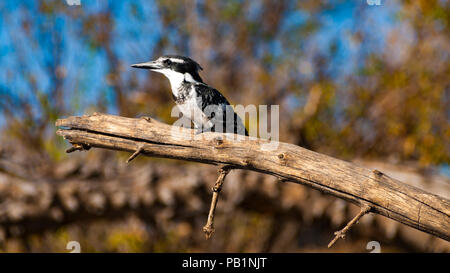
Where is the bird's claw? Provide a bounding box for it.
[195,124,215,135]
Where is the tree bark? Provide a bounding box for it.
[55,113,450,242]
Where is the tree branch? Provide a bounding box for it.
[55,113,450,243]
[328,204,372,248]
[203,165,232,239]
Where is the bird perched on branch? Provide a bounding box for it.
[131,55,248,136]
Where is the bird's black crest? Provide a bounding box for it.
[163,55,203,70]
[162,55,204,82]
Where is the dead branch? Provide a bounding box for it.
[55,113,450,243]
[203,166,232,239]
[328,204,372,248]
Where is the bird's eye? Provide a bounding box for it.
[164,59,172,66]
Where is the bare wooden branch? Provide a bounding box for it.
[126,143,145,163]
[203,166,232,239]
[55,113,450,242]
[328,204,372,248]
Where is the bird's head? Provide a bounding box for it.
[131,55,204,83]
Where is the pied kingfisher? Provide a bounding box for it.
[131,55,248,136]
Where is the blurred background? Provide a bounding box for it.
[0,0,449,252]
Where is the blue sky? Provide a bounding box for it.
[0,0,163,118]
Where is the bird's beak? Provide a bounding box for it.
[131,60,163,70]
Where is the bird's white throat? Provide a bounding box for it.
[156,69,199,97]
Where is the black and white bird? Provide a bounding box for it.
[131,55,248,136]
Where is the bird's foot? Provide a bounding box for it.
[195,124,216,135]
[194,127,205,135]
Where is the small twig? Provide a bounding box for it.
[66,143,91,153]
[202,165,232,239]
[328,204,372,248]
[126,143,145,163]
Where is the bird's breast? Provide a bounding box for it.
[173,86,210,128]
[172,82,194,104]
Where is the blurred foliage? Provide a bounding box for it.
[2,159,447,253]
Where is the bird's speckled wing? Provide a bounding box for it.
[194,83,248,136]
[194,83,230,110]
